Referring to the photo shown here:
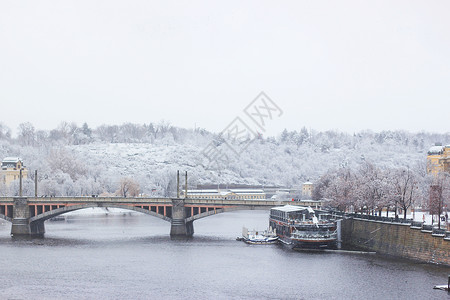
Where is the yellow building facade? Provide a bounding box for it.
[0,157,28,186]
[427,145,450,175]
[302,181,314,198]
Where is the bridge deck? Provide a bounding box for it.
[0,197,297,207]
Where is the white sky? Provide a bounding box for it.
[1,0,449,136]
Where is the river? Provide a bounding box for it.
[0,209,448,299]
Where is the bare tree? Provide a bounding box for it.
[18,122,36,146]
[391,167,420,220]
[0,123,11,140]
[311,173,331,201]
[117,178,140,197]
[353,163,389,215]
[428,172,450,228]
[377,168,395,217]
[322,168,355,212]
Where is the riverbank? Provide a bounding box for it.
[341,218,450,266]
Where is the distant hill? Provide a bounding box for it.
[0,122,448,197]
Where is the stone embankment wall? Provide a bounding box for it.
[341,218,450,266]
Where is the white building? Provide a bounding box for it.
[184,189,266,200]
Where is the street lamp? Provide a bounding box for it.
[19,168,23,197]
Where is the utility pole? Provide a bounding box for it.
[185,171,188,199]
[35,170,38,197]
[177,170,180,198]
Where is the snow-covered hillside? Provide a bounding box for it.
[0,122,448,197]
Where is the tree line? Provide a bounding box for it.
[313,161,449,224]
[0,121,449,201]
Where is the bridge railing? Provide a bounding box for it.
[1,196,297,205]
[27,197,172,204]
[185,198,289,206]
[327,210,413,224]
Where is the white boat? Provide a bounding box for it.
[241,227,278,244]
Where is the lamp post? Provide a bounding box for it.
[19,168,23,197]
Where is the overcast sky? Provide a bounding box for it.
[1,0,449,136]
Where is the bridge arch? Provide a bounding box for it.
[185,206,265,222]
[29,203,172,223]
[0,214,12,223]
[185,208,225,222]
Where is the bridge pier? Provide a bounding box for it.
[170,199,194,236]
[11,197,30,237]
[30,220,45,236]
[10,197,45,237]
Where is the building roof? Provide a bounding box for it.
[229,189,265,194]
[428,146,444,155]
[2,157,22,163]
[187,189,265,195]
[187,189,231,196]
[187,189,220,193]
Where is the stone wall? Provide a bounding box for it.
[341,218,450,266]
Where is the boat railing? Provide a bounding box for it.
[289,219,334,225]
[291,229,337,239]
[246,228,277,237]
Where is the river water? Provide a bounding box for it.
[0,210,448,300]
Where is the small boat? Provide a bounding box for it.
[433,276,450,291]
[433,285,449,291]
[241,227,278,245]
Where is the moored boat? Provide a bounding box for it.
[269,205,337,249]
[241,227,278,244]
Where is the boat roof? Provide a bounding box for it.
[271,205,314,213]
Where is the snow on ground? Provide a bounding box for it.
[377,211,448,227]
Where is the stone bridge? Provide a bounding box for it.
[0,197,306,237]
